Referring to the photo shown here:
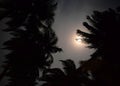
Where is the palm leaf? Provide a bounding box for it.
[41,68,65,81]
[60,59,76,75]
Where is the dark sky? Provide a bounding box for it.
[51,0,120,68]
[0,0,120,85]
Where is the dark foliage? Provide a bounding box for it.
[41,59,93,86]
[77,7,120,86]
[0,0,62,86]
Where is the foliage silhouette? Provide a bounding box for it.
[0,0,62,86]
[77,7,120,86]
[41,59,93,86]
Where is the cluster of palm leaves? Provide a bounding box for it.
[77,7,120,86]
[0,0,62,86]
[77,7,120,62]
[41,59,93,86]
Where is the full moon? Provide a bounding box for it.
[75,36,82,44]
[71,32,84,48]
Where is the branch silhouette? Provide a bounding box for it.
[0,0,62,86]
[77,7,120,86]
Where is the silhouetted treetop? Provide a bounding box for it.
[77,7,120,86]
[77,7,120,63]
[0,0,57,30]
[0,0,62,86]
[41,59,93,86]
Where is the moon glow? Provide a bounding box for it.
[75,36,82,44]
[70,32,84,48]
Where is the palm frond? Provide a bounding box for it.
[60,59,76,75]
[41,68,65,81]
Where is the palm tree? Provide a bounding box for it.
[41,59,92,86]
[77,7,120,62]
[77,7,120,86]
[0,0,62,86]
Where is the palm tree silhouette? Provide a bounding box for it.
[77,7,120,86]
[0,0,62,86]
[41,59,92,86]
[77,7,120,62]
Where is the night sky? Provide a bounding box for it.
[0,0,120,85]
[51,0,120,68]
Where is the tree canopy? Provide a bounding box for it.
[0,0,62,86]
[77,7,120,86]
